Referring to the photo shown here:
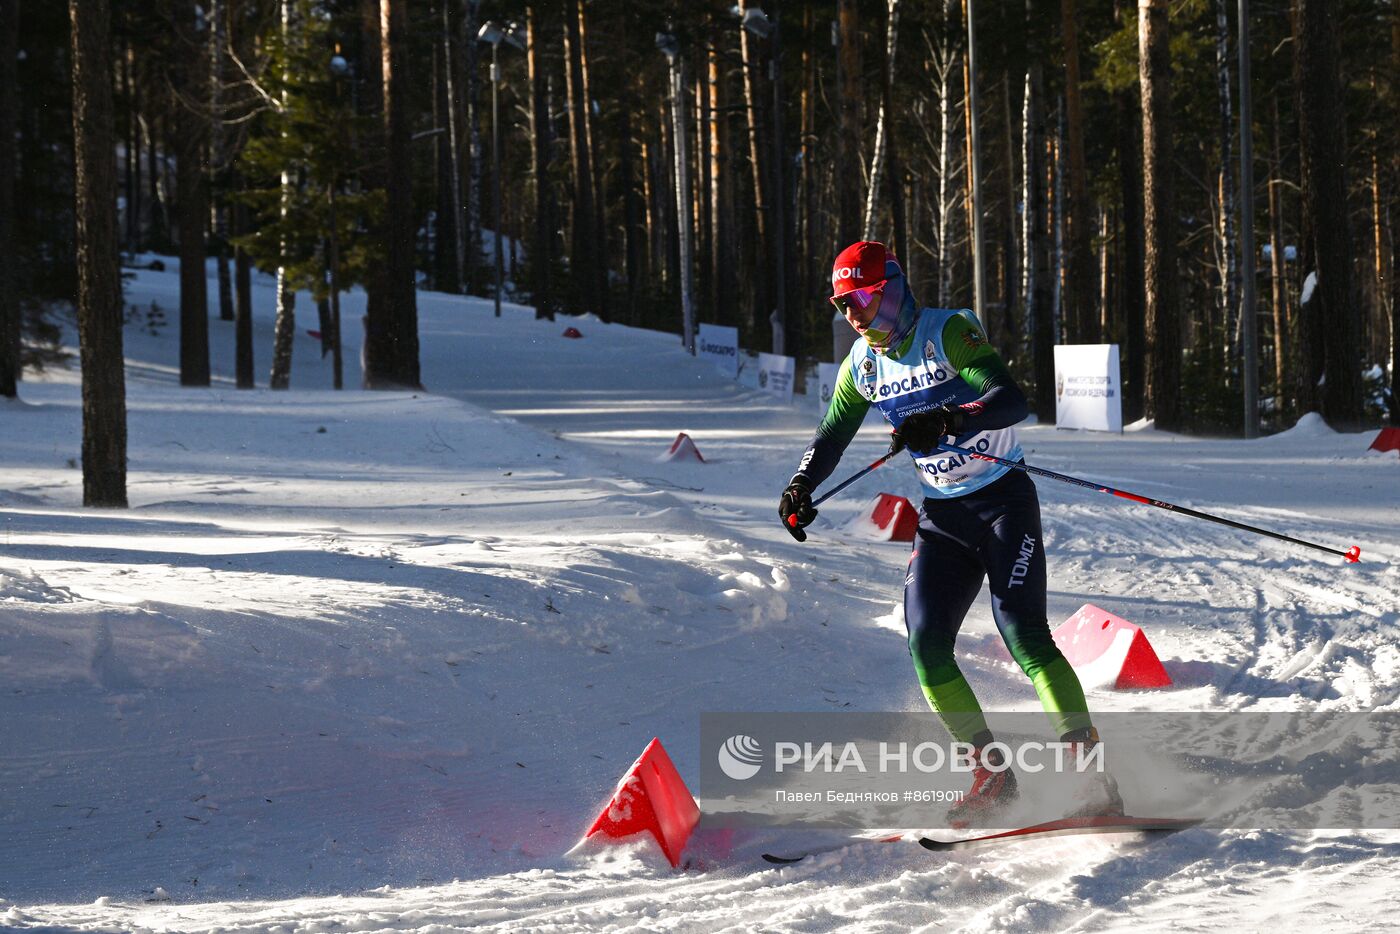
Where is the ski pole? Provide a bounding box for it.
[785,449,900,530]
[935,441,1361,564]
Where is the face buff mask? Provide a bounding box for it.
[854,275,917,355]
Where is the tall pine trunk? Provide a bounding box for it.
[1115,0,1145,421]
[527,4,554,320]
[0,0,18,396]
[69,0,127,507]
[1140,0,1180,430]
[1297,0,1362,427]
[563,2,601,316]
[1059,0,1094,343]
[176,0,210,387]
[233,175,254,389]
[368,0,420,388]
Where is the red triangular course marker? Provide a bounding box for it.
[575,738,700,868]
[1369,427,1400,454]
[660,432,705,463]
[847,492,918,542]
[562,326,583,338]
[1052,604,1172,690]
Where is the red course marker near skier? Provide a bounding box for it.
[573,738,700,868]
[1053,604,1173,690]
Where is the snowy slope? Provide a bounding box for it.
[1,259,1398,932]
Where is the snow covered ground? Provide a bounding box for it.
[1,259,1398,932]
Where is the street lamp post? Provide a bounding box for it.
[478,21,522,319]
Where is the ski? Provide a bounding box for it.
[918,815,1200,850]
[761,833,905,864]
[762,817,1198,863]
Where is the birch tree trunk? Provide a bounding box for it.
[1267,98,1288,414]
[1215,0,1238,368]
[269,0,296,390]
[1024,0,1054,421]
[862,0,900,242]
[935,1,960,306]
[69,0,127,507]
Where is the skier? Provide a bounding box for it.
[779,241,1121,823]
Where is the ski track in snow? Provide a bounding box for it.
[1,258,1398,931]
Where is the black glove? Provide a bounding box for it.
[891,405,963,455]
[778,480,818,542]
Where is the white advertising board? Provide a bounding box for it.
[697,324,740,378]
[757,352,795,402]
[1054,344,1123,432]
[817,362,841,414]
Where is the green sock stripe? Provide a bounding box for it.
[1029,655,1092,737]
[919,673,990,745]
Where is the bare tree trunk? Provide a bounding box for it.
[270,0,295,389]
[1297,0,1362,427]
[175,0,210,387]
[1140,0,1181,430]
[527,4,554,320]
[69,0,127,507]
[0,0,17,396]
[836,0,861,244]
[863,0,900,241]
[1059,0,1094,343]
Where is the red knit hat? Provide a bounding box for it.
[830,241,894,300]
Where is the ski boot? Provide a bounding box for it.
[947,743,1019,829]
[1061,727,1124,818]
